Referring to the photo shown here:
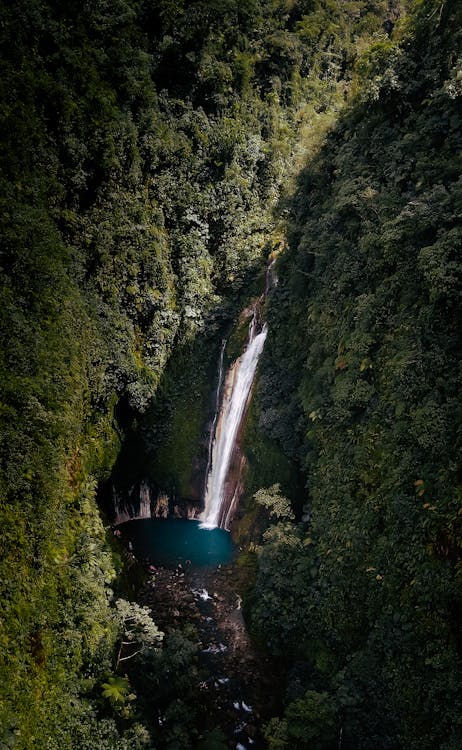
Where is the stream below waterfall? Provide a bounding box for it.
[138,560,280,749]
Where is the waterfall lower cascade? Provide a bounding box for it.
[200,311,268,529]
[113,481,152,525]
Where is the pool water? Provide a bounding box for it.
[117,518,236,568]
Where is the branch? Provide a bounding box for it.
[118,650,141,661]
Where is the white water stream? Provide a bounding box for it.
[204,338,227,498]
[200,317,268,529]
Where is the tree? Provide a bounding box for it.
[254,483,295,520]
[101,676,130,703]
[115,599,164,667]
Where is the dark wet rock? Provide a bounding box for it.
[139,561,279,747]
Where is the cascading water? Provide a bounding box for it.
[204,338,227,498]
[113,481,152,525]
[200,313,268,529]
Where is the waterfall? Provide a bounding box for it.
[265,256,278,295]
[113,481,152,525]
[113,493,134,525]
[204,338,227,498]
[139,481,152,518]
[200,314,268,529]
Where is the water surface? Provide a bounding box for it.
[118,518,236,568]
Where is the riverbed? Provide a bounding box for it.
[140,559,280,748]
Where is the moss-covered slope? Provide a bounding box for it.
[256,1,462,747]
[0,0,412,745]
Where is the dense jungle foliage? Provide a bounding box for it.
[255,1,462,748]
[2,0,460,748]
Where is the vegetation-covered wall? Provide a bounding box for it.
[0,1,311,744]
[6,0,461,747]
[0,0,391,745]
[255,1,462,747]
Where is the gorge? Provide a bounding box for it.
[111,289,269,546]
[1,1,462,749]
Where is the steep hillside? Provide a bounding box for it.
[0,1,403,747]
[256,1,462,747]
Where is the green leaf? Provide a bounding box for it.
[101,676,130,703]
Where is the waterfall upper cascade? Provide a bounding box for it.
[200,311,268,529]
[204,338,227,498]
